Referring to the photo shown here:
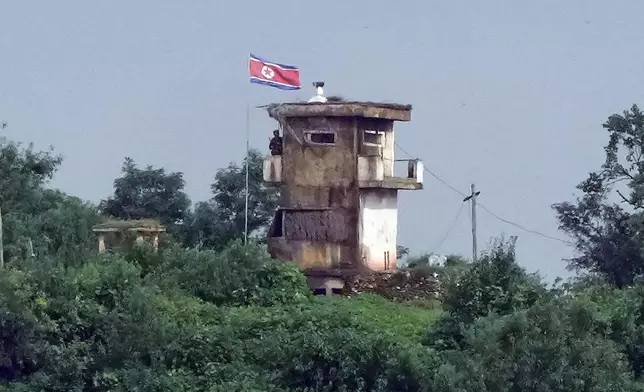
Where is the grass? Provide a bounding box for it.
[312,294,442,343]
[214,293,443,346]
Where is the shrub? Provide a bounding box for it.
[432,298,641,391]
[425,238,546,350]
[148,241,311,307]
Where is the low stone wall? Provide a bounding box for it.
[341,269,440,301]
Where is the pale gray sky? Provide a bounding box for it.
[2,1,644,279]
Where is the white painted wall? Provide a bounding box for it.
[358,189,398,271]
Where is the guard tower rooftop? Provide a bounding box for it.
[92,219,166,233]
[92,219,165,254]
[267,101,412,122]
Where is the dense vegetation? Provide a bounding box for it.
[3,105,644,390]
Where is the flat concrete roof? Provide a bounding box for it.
[92,219,166,233]
[267,101,412,122]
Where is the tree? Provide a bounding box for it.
[425,238,545,351]
[0,138,62,213]
[553,104,644,287]
[100,157,191,230]
[183,149,279,250]
[433,298,639,391]
[0,137,99,263]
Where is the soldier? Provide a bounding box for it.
[269,129,283,156]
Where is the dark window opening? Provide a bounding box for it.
[363,130,383,146]
[306,131,335,144]
[312,288,343,296]
[268,209,284,238]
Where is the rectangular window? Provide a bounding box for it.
[304,131,336,145]
[363,130,384,146]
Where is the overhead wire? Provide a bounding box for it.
[431,202,465,253]
[393,141,573,246]
[476,203,573,245]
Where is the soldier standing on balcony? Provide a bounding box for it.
[269,129,283,156]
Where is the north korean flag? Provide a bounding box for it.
[249,54,301,90]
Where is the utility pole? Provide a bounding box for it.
[244,103,250,245]
[463,184,481,262]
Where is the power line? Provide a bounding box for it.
[477,203,573,245]
[394,142,573,246]
[432,202,465,254]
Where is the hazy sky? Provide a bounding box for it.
[2,1,644,279]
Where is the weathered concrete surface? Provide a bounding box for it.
[267,237,355,270]
[264,100,421,294]
[268,102,412,122]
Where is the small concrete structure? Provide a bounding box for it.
[263,85,423,294]
[92,219,166,253]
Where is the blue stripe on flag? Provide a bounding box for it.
[250,78,301,90]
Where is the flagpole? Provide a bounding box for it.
[244,102,250,245]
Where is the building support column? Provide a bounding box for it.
[98,234,106,253]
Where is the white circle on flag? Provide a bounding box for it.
[261,66,275,79]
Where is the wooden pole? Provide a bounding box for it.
[463,184,481,262]
[244,103,250,245]
[471,184,478,262]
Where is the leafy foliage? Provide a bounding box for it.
[0,138,100,263]
[100,157,191,230]
[181,149,279,250]
[425,237,546,351]
[0,251,442,391]
[433,298,640,392]
[554,104,644,287]
[7,105,644,390]
[147,241,310,307]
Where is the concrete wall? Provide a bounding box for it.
[267,115,403,274]
[358,189,398,271]
[282,116,356,192]
[382,123,395,177]
[268,237,352,270]
[269,116,359,271]
[358,119,394,177]
[357,156,384,182]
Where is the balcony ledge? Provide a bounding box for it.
[359,178,423,190]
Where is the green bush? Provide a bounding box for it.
[2,247,444,391]
[148,241,311,307]
[432,298,641,391]
[11,229,644,390]
[425,238,546,351]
